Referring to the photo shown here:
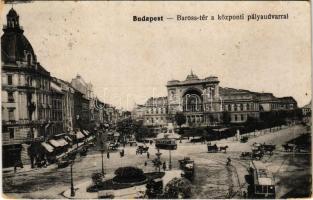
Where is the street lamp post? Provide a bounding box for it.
[169,150,172,170]
[101,149,104,175]
[70,161,75,197]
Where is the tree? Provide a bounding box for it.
[175,112,186,130]
[163,177,192,198]
[116,118,136,141]
[244,116,258,131]
[113,166,146,183]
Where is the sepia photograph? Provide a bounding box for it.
[1,1,312,199]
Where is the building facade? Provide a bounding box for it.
[1,8,54,167]
[138,72,298,131]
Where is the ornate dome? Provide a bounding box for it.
[1,8,36,64]
[185,70,199,81]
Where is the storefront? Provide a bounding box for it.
[2,144,22,168]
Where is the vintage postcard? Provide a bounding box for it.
[1,1,311,199]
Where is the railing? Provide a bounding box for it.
[2,136,43,145]
[3,25,23,30]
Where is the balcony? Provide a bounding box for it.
[3,25,24,30]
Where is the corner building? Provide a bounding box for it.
[1,8,53,167]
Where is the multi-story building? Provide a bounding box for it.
[132,104,145,121]
[54,78,75,133]
[143,97,168,133]
[1,8,54,167]
[140,72,298,131]
[71,74,93,130]
[302,101,311,125]
[302,101,311,117]
[50,79,64,137]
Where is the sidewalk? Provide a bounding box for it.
[62,170,183,199]
[3,142,88,176]
[3,163,57,175]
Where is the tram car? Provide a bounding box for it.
[155,138,177,150]
[248,161,275,198]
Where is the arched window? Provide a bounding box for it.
[246,104,250,110]
[240,104,243,111]
[234,104,237,111]
[228,104,231,111]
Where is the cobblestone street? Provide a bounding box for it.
[3,125,311,199]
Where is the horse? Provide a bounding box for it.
[219,145,229,153]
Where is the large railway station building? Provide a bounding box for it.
[138,71,297,132]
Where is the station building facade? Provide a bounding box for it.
[140,72,297,131]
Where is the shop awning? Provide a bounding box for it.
[57,138,68,146]
[49,139,61,147]
[82,130,89,136]
[49,139,68,147]
[76,131,85,139]
[41,142,54,153]
[64,136,72,142]
[86,137,94,142]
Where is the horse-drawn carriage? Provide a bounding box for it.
[207,144,219,153]
[261,144,276,155]
[295,144,310,153]
[240,150,263,160]
[57,157,71,168]
[136,145,149,154]
[108,142,119,151]
[178,157,195,180]
[282,143,296,152]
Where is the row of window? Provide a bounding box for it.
[4,74,50,90]
[146,116,165,124]
[5,91,53,105]
[224,103,253,112]
[233,114,245,121]
[146,107,167,114]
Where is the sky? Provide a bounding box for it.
[1,1,311,110]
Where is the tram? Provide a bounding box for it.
[155,123,179,150]
[249,161,275,198]
[155,138,177,150]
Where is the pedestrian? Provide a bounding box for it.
[242,190,247,198]
[226,157,231,166]
[163,162,166,171]
[107,151,110,159]
[147,152,150,159]
[14,163,17,173]
[120,149,124,157]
